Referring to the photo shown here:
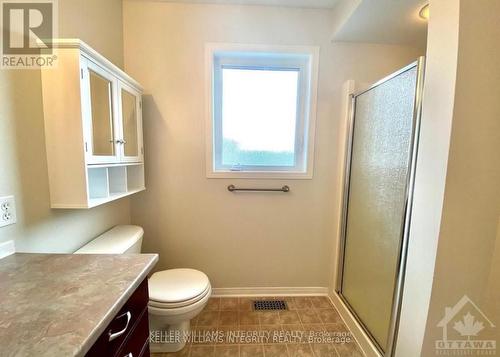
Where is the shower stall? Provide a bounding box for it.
[336,58,425,356]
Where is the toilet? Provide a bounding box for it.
[75,225,211,353]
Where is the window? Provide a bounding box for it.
[206,44,318,179]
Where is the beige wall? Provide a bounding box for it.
[123,1,422,288]
[0,0,130,252]
[397,0,500,355]
[395,1,460,355]
[421,0,500,352]
[59,0,124,68]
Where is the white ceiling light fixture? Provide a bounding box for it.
[419,4,429,20]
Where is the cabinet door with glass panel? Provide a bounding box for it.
[83,59,143,164]
[83,59,121,164]
[117,81,143,163]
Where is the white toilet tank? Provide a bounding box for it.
[74,225,144,254]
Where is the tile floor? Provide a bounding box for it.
[151,296,364,357]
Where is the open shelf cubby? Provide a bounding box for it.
[87,164,145,208]
[127,164,146,191]
[109,166,128,195]
[88,168,108,199]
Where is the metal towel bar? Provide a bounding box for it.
[227,185,290,193]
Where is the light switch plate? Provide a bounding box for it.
[0,196,16,228]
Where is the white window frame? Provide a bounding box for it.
[205,43,319,179]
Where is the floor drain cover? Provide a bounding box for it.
[254,300,288,311]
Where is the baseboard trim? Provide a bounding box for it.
[328,291,381,357]
[211,287,329,297]
[0,240,15,259]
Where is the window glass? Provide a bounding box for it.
[221,67,299,168]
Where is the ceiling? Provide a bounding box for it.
[149,0,340,9]
[135,0,427,49]
[332,0,428,49]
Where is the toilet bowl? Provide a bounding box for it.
[148,268,211,352]
[74,225,211,353]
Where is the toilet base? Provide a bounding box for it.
[149,319,190,353]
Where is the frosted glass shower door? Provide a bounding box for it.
[339,62,423,353]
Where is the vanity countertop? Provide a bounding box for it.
[0,253,158,357]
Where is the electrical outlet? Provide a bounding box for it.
[0,196,16,228]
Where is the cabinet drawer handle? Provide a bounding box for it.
[108,311,132,342]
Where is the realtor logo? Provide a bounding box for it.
[435,295,496,354]
[0,0,57,68]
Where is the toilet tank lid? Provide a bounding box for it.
[74,225,144,254]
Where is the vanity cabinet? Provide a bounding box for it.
[41,39,145,208]
[86,279,151,357]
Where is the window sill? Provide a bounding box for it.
[206,170,313,180]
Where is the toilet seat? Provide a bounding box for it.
[148,284,211,309]
[148,268,210,309]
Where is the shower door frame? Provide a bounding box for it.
[335,57,426,356]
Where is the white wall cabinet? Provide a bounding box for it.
[41,39,145,209]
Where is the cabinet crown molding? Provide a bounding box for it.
[47,38,143,92]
